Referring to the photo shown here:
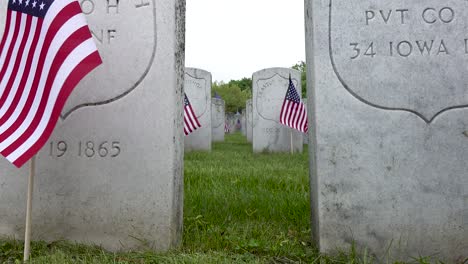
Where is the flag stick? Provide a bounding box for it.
[23,155,35,262]
[290,130,294,154]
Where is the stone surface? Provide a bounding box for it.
[184,68,212,151]
[246,99,253,142]
[0,0,185,252]
[252,68,303,153]
[211,98,225,142]
[306,0,468,262]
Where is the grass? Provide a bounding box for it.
[0,133,459,263]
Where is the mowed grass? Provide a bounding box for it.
[183,133,312,260]
[0,133,450,263]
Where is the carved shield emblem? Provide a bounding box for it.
[62,0,157,119]
[329,0,468,123]
[184,71,210,119]
[255,73,300,123]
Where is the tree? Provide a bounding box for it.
[212,81,250,113]
[291,61,307,98]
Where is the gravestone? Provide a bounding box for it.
[306,0,468,262]
[0,0,185,252]
[211,98,225,142]
[241,112,246,136]
[184,68,212,151]
[246,99,253,142]
[252,68,303,153]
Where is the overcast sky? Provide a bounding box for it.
[185,0,305,82]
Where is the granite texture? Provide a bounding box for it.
[0,0,185,252]
[252,68,303,153]
[184,68,212,151]
[211,98,225,142]
[306,0,468,262]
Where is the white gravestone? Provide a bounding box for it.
[306,0,468,262]
[184,68,212,151]
[211,98,225,142]
[0,0,185,252]
[241,112,246,136]
[252,68,303,153]
[246,99,253,142]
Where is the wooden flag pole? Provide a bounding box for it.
[23,155,35,262]
[290,130,294,154]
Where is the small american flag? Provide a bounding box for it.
[224,122,229,133]
[279,76,308,133]
[184,93,201,136]
[0,0,102,167]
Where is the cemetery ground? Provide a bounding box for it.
[0,134,447,263]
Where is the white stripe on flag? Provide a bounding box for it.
[8,39,97,162]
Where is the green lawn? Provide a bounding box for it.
[0,134,448,263]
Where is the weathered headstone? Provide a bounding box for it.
[306,0,468,261]
[252,68,303,153]
[246,99,253,142]
[184,68,212,151]
[211,98,225,142]
[0,0,185,252]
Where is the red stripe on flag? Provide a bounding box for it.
[0,12,21,85]
[13,51,102,167]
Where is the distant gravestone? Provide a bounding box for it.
[246,99,253,142]
[184,68,212,151]
[211,98,225,142]
[241,112,247,136]
[252,68,303,153]
[306,0,468,262]
[0,0,185,252]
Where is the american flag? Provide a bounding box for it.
[184,93,201,136]
[224,122,229,133]
[279,76,308,133]
[0,0,102,167]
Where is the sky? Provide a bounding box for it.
[185,0,305,83]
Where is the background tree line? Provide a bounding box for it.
[212,61,306,113]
